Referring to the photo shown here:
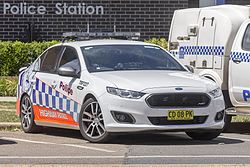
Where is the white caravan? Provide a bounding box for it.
[169,5,250,124]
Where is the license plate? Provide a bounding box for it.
[167,110,194,120]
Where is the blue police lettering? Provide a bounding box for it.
[243,90,250,101]
[59,81,73,95]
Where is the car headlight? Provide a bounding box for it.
[209,87,222,98]
[106,87,145,99]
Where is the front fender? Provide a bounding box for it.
[198,70,222,88]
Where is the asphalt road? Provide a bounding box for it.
[1,127,250,165]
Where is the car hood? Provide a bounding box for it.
[92,70,217,92]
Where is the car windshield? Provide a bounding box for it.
[81,45,185,72]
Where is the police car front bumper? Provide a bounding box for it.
[98,91,225,133]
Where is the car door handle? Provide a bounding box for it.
[232,58,242,64]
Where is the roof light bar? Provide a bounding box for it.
[62,32,140,41]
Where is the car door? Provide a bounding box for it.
[168,9,199,67]
[32,46,64,124]
[196,11,216,69]
[229,20,250,107]
[53,46,83,126]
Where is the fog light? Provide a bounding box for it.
[215,111,224,121]
[111,111,136,124]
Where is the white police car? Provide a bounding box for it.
[16,33,225,142]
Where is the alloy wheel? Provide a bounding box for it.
[82,102,106,139]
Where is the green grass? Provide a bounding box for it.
[0,102,16,109]
[0,110,20,122]
[0,102,19,122]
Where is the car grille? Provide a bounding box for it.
[146,93,210,108]
[148,116,208,125]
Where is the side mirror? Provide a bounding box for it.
[185,65,194,73]
[19,67,27,73]
[58,66,79,78]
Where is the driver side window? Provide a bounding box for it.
[58,47,81,74]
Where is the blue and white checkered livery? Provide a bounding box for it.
[179,46,225,56]
[32,78,80,123]
[230,51,250,63]
[169,46,225,59]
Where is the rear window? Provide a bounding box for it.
[242,24,250,51]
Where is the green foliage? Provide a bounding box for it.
[144,38,168,50]
[0,41,60,76]
[0,77,18,96]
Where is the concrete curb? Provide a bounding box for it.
[0,97,16,102]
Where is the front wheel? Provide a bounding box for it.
[185,130,221,140]
[79,98,111,143]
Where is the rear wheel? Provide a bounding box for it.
[79,98,110,143]
[223,115,232,131]
[185,130,221,140]
[20,95,40,133]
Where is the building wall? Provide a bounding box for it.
[0,0,188,41]
[1,0,249,41]
[188,0,199,8]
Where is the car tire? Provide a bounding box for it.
[185,130,221,140]
[20,95,40,133]
[223,115,232,132]
[79,98,111,143]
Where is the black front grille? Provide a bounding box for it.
[146,93,210,108]
[148,116,208,125]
